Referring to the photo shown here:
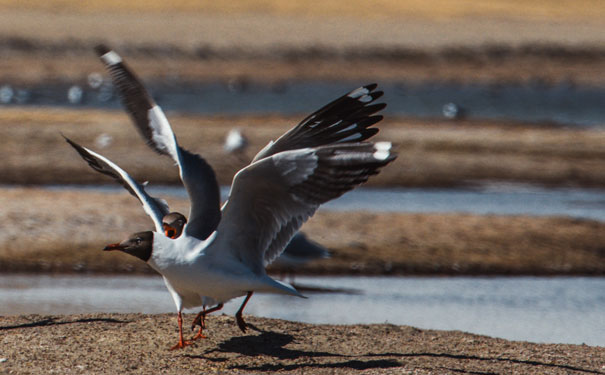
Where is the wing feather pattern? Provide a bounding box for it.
[64,136,168,232]
[95,45,221,240]
[214,142,396,274]
[252,84,385,162]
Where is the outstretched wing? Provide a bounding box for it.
[95,44,221,240]
[282,232,330,260]
[64,136,168,232]
[94,45,175,157]
[252,84,385,162]
[212,142,396,275]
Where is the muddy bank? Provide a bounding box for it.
[2,38,605,86]
[1,109,605,188]
[1,187,603,275]
[0,313,602,374]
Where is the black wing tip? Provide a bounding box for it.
[360,114,384,126]
[63,137,91,160]
[364,83,378,91]
[63,134,81,149]
[94,44,111,57]
[370,91,384,101]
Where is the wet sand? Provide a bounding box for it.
[0,313,603,374]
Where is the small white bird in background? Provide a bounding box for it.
[67,45,395,350]
[223,127,249,154]
[94,133,113,149]
[442,102,467,120]
[0,85,14,104]
[67,85,84,104]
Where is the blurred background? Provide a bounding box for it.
[0,1,603,345]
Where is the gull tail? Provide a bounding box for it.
[262,275,307,298]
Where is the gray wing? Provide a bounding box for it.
[212,142,396,275]
[95,44,221,240]
[282,232,330,259]
[64,136,168,233]
[252,84,385,162]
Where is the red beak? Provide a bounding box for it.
[103,243,124,251]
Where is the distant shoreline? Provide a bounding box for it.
[1,109,604,188]
[1,187,603,276]
[2,39,605,86]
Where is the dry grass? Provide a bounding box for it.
[0,2,604,87]
[4,51,605,87]
[300,212,605,275]
[1,108,604,188]
[0,0,603,21]
[1,187,603,275]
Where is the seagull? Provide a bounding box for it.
[64,136,215,341]
[74,45,396,350]
[162,212,330,275]
[94,44,341,319]
[223,127,249,154]
[162,212,187,239]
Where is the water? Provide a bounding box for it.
[1,275,603,346]
[2,81,605,127]
[41,184,605,221]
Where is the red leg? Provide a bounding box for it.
[170,311,193,350]
[190,303,224,340]
[235,291,253,333]
[191,306,207,340]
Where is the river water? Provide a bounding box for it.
[3,80,605,127]
[41,184,605,222]
[1,275,603,346]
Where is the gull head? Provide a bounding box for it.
[162,212,187,239]
[104,231,154,262]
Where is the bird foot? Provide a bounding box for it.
[191,328,207,341]
[170,339,194,350]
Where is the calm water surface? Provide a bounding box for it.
[1,275,603,346]
[40,184,605,222]
[3,81,605,126]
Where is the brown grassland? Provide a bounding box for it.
[1,108,605,188]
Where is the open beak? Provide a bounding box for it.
[103,243,124,251]
[163,224,177,239]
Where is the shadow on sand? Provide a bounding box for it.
[0,316,130,331]
[184,324,601,374]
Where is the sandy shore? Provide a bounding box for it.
[0,314,605,374]
[1,314,602,374]
[1,187,603,276]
